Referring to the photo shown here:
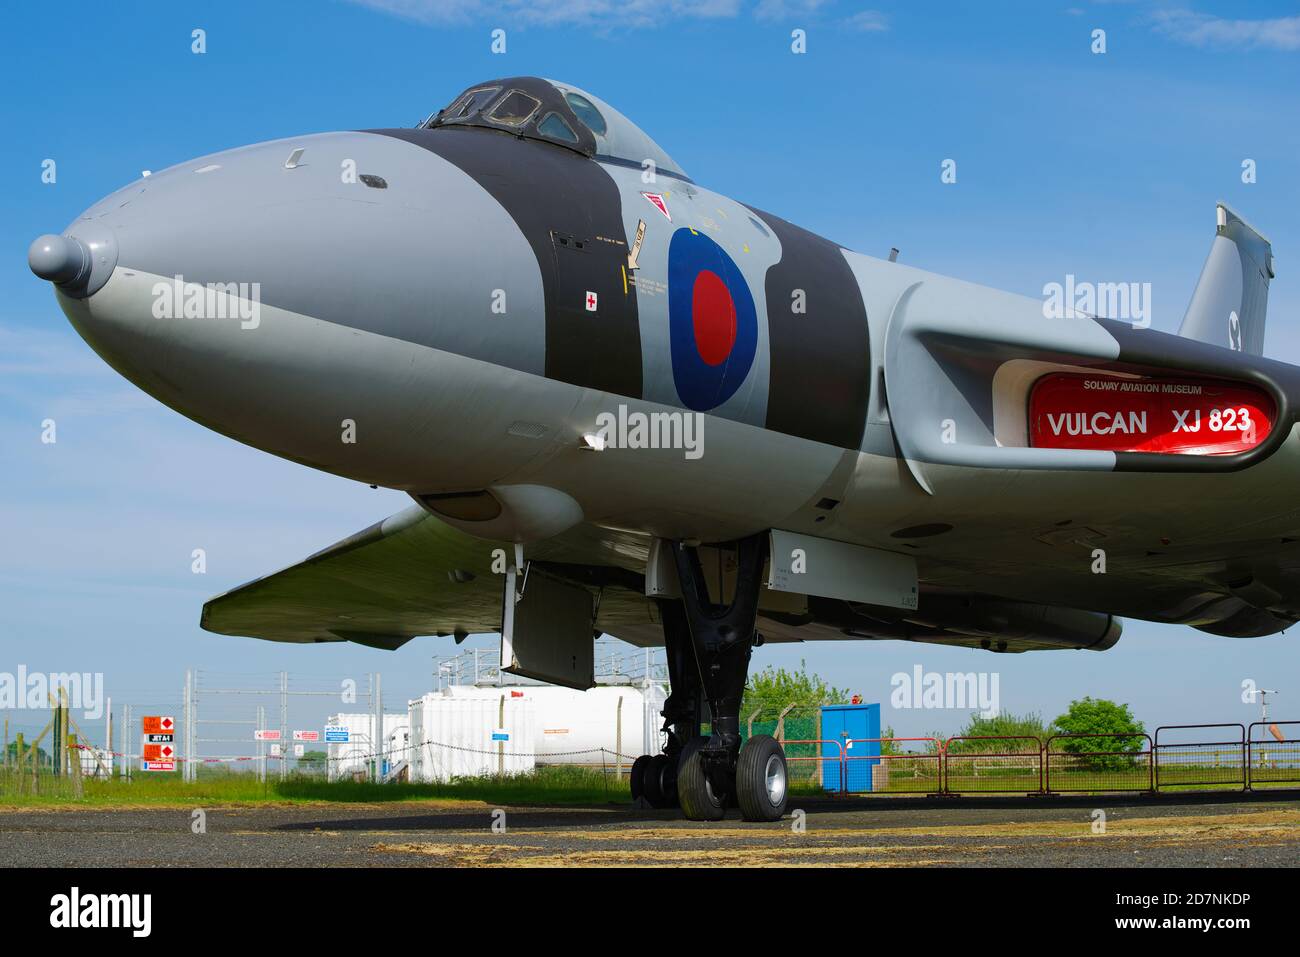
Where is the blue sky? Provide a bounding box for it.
[3,1,1299,746]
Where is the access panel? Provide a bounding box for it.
[501,565,596,690]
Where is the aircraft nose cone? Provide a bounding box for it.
[28,221,118,298]
[29,234,89,284]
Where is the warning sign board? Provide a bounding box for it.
[293,730,320,742]
[143,743,176,761]
[254,730,281,741]
[641,191,671,221]
[142,715,175,735]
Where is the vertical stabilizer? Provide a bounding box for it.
[1178,203,1274,355]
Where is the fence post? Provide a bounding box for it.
[775,704,794,744]
[1247,724,1254,791]
[62,690,70,778]
[282,670,290,782]
[52,692,62,778]
[68,733,83,798]
[616,695,623,780]
[104,697,111,780]
[497,694,505,776]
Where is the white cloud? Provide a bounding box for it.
[0,324,110,378]
[1151,9,1300,51]
[350,0,888,30]
[842,9,888,32]
[349,0,743,28]
[753,0,831,22]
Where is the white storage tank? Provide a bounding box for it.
[407,691,536,783]
[441,684,666,766]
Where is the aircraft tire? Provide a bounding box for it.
[736,735,788,822]
[630,754,652,803]
[677,738,726,821]
[643,754,672,808]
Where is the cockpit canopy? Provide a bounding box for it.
[423,77,688,181]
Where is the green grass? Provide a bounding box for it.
[0,765,628,808]
[5,761,1295,808]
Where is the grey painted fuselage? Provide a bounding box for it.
[35,78,1300,646]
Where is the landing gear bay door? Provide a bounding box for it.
[767,529,918,609]
[501,560,596,690]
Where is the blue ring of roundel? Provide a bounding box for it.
[667,228,758,412]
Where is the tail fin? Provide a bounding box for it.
[1178,202,1275,355]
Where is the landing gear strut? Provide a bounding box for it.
[629,533,788,822]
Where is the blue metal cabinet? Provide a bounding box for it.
[820,703,880,791]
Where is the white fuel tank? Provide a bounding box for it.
[439,684,665,765]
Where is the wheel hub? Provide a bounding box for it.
[764,753,787,805]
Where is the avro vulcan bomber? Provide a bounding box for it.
[30,78,1288,820]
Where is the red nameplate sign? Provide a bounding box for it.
[1029,373,1274,455]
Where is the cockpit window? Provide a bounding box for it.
[443,86,499,121]
[419,77,686,176]
[537,112,579,144]
[564,92,606,136]
[488,90,541,127]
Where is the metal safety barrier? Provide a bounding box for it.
[1154,724,1246,792]
[843,737,943,795]
[779,738,845,793]
[942,735,1043,795]
[21,717,1296,800]
[1247,721,1300,791]
[1045,733,1153,793]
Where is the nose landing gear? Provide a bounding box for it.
[630,533,788,822]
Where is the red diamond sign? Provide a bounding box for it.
[143,715,175,735]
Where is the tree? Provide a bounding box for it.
[881,725,902,755]
[740,660,848,721]
[4,741,50,765]
[1051,697,1146,770]
[942,711,1050,754]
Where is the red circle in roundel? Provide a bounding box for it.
[691,270,737,367]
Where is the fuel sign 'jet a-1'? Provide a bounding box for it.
[29,78,1288,820]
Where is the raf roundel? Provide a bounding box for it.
[667,228,758,411]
